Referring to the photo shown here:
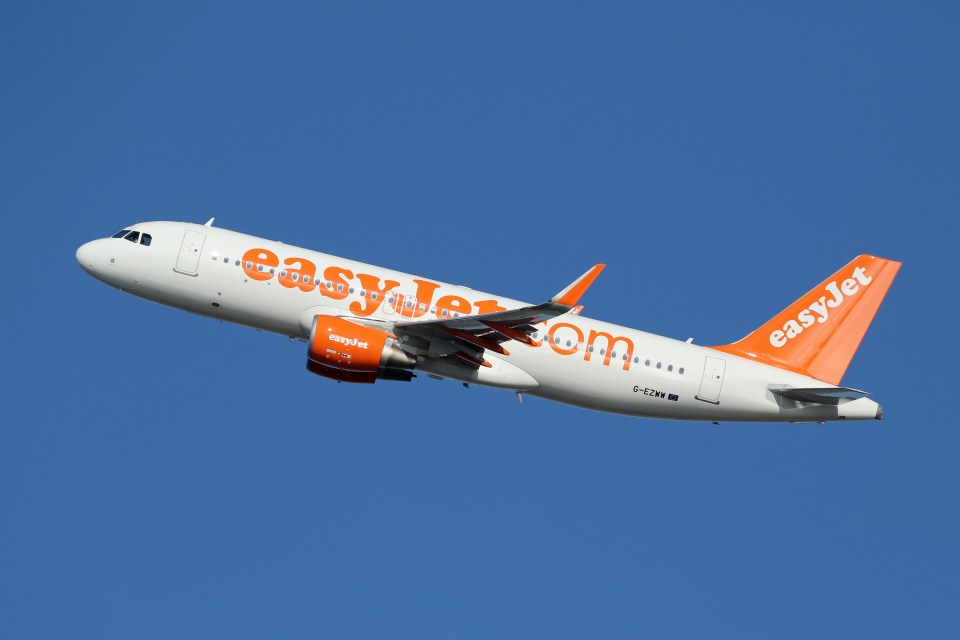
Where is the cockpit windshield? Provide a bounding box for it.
[111,229,152,246]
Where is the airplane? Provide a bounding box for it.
[76,219,901,423]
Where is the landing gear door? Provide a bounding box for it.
[696,356,725,404]
[175,230,206,275]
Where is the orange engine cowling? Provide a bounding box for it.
[306,315,416,384]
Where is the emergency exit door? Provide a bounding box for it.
[175,230,206,275]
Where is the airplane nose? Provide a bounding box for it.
[76,241,98,274]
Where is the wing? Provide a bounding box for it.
[367,263,604,368]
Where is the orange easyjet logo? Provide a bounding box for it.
[769,265,873,348]
[329,334,369,349]
[544,322,636,370]
[242,248,507,319]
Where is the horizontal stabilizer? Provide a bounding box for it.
[771,386,870,406]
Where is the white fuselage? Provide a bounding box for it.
[76,221,882,423]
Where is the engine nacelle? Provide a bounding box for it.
[306,315,416,384]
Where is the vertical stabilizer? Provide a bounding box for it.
[712,255,901,384]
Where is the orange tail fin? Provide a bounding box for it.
[712,255,901,384]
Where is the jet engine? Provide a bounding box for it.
[306,315,416,383]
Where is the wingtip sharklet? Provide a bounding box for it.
[551,264,606,306]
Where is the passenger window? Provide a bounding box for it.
[140,234,152,246]
[337,283,344,292]
[656,362,662,369]
[257,265,264,272]
[645,359,651,366]
[600,348,606,356]
[622,354,628,361]
[588,345,594,353]
[246,261,253,269]
[679,367,685,375]
[611,351,616,358]
[441,309,448,317]
[419,303,426,312]
[667,365,673,372]
[633,356,639,364]
[280,271,288,278]
[223,257,229,263]
[371,292,379,300]
[124,231,140,243]
[235,259,241,266]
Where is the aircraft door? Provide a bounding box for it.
[175,230,206,275]
[696,356,726,404]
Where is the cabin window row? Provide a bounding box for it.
[212,254,464,317]
[214,256,676,367]
[532,332,684,374]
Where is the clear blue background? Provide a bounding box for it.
[2,2,957,637]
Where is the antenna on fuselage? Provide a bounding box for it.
[204,217,215,227]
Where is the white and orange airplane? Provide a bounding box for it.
[77,219,901,423]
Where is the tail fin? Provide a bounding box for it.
[712,255,901,384]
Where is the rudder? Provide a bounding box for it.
[712,255,901,384]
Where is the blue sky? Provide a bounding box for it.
[2,1,958,637]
